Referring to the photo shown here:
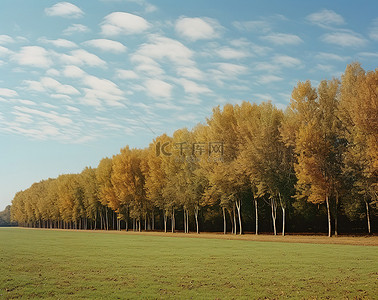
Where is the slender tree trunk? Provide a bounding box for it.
[254,198,258,235]
[233,204,237,235]
[326,195,332,237]
[152,212,154,231]
[236,199,242,235]
[194,206,199,234]
[139,217,141,232]
[100,211,103,230]
[164,211,167,233]
[271,198,277,236]
[105,209,109,231]
[278,193,285,236]
[282,207,286,236]
[229,209,234,234]
[365,200,371,234]
[186,209,189,233]
[171,208,175,233]
[145,213,147,231]
[183,209,187,233]
[222,207,226,234]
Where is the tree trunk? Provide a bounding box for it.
[164,211,167,233]
[282,207,285,236]
[186,209,189,233]
[152,212,155,231]
[365,199,371,234]
[326,195,331,237]
[271,198,277,236]
[171,208,175,233]
[229,209,234,234]
[334,192,339,237]
[222,207,226,234]
[183,209,187,233]
[105,209,109,231]
[139,218,141,232]
[254,197,258,235]
[233,204,237,235]
[113,211,116,230]
[235,199,242,235]
[194,206,199,234]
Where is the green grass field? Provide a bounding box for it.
[1,228,377,299]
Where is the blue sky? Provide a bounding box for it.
[0,0,377,210]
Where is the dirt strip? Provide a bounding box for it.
[19,227,378,246]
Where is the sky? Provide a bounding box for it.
[0,0,377,210]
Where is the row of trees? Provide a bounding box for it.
[11,63,377,236]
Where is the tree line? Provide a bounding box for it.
[11,63,377,236]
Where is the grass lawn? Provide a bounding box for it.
[1,228,377,299]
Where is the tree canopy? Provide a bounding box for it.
[11,63,378,235]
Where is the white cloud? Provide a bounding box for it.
[14,106,73,126]
[233,21,270,33]
[216,63,248,76]
[321,31,367,47]
[314,64,334,73]
[0,35,15,44]
[116,69,139,79]
[253,93,273,102]
[0,46,13,56]
[306,9,345,28]
[22,80,45,92]
[257,75,283,84]
[261,33,303,45]
[17,99,36,106]
[145,79,172,99]
[175,17,222,41]
[315,52,350,62]
[63,65,86,78]
[23,77,80,95]
[41,77,80,95]
[63,24,90,35]
[131,54,165,76]
[369,18,378,41]
[46,69,61,76]
[357,52,378,58]
[254,62,280,73]
[82,75,125,107]
[175,112,200,122]
[12,111,34,124]
[135,62,164,76]
[119,0,157,14]
[50,94,72,101]
[45,2,84,18]
[177,78,211,95]
[273,55,302,68]
[137,35,194,66]
[101,12,150,36]
[12,46,52,68]
[176,66,204,80]
[60,49,106,67]
[83,39,127,53]
[216,47,251,59]
[0,88,18,97]
[65,105,80,112]
[39,38,77,48]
